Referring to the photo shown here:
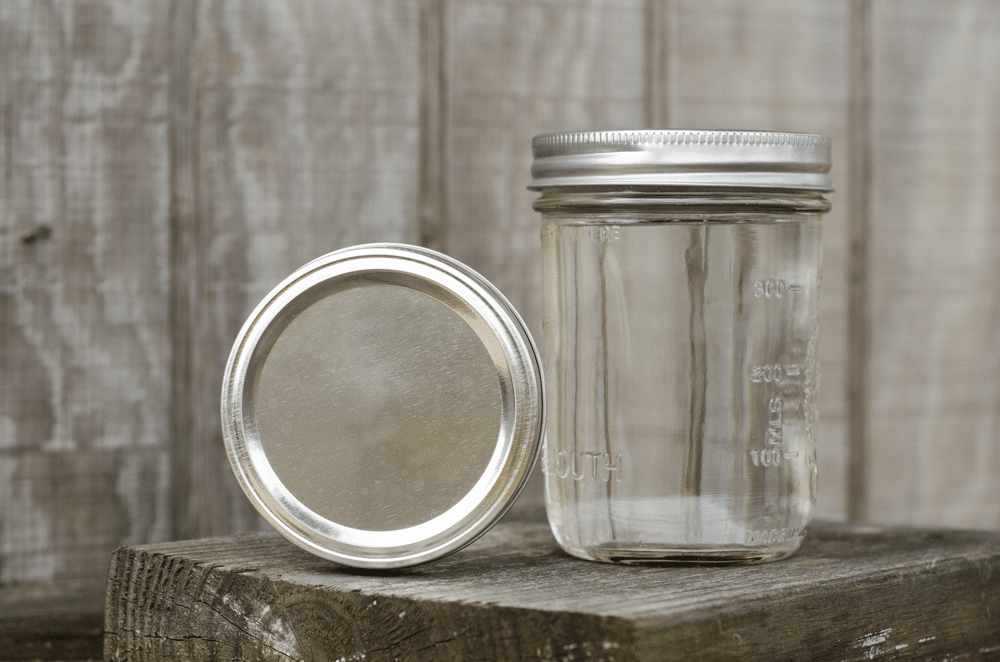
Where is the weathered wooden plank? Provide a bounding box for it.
[104,509,1000,662]
[0,589,104,661]
[866,0,1000,527]
[653,0,852,521]
[176,0,424,538]
[441,0,647,510]
[845,0,873,525]
[0,0,173,587]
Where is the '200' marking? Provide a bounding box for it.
[750,364,783,383]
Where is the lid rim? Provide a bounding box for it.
[530,129,833,191]
[221,243,544,569]
[532,129,831,152]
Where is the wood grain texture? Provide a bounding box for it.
[103,511,1000,662]
[0,589,104,661]
[0,0,173,587]
[176,0,424,538]
[846,0,873,525]
[652,0,852,521]
[866,0,1000,527]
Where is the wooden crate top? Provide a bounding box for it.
[104,509,1000,661]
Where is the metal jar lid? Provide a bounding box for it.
[221,243,544,568]
[529,130,832,191]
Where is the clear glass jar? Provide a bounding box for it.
[531,131,832,564]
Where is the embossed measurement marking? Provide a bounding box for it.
[767,397,783,445]
[750,364,784,383]
[748,275,809,469]
[750,450,802,465]
[751,448,784,466]
[753,279,786,298]
[750,364,802,382]
[753,280,805,298]
[750,362,805,467]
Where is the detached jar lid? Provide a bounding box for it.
[222,244,544,568]
[530,129,832,191]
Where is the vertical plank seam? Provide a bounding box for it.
[644,0,676,128]
[168,0,201,541]
[419,0,448,252]
[846,0,873,523]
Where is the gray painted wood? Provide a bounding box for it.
[846,0,873,524]
[0,0,173,590]
[865,0,1000,526]
[103,510,1000,661]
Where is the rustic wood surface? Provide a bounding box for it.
[104,509,1000,662]
[2,0,1000,633]
[864,0,1000,527]
[0,590,103,662]
[0,0,174,590]
[845,0,874,525]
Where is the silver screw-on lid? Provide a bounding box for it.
[530,130,832,191]
[222,244,544,568]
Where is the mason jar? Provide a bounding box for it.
[530,130,831,564]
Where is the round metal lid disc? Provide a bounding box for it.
[221,244,544,568]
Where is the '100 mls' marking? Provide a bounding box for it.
[750,396,784,468]
[544,451,623,482]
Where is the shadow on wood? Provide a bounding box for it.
[0,590,104,662]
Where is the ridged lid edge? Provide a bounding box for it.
[533,129,829,153]
[530,130,832,191]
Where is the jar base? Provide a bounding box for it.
[561,542,799,566]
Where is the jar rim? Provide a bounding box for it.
[530,130,832,192]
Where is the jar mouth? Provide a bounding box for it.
[531,189,832,216]
[529,130,833,192]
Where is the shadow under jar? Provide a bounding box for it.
[530,130,832,564]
